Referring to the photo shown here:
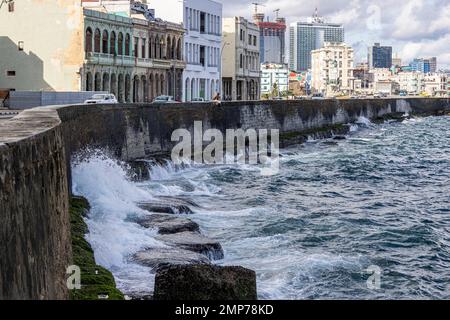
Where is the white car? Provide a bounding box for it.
[311,93,324,100]
[84,94,118,104]
[152,95,178,104]
[191,97,208,102]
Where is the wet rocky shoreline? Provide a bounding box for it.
[73,179,257,300]
[128,195,256,300]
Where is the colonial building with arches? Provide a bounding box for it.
[83,7,185,103]
[0,0,185,103]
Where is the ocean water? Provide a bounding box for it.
[72,115,450,299]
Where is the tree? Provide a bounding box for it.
[271,82,279,98]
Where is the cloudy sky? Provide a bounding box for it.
[218,0,450,69]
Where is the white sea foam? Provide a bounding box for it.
[71,151,167,295]
[349,124,360,132]
[355,116,373,127]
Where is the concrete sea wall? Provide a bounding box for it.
[0,98,449,299]
[0,108,71,299]
[59,98,450,161]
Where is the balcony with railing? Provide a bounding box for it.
[85,52,135,67]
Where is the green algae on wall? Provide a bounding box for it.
[69,196,124,300]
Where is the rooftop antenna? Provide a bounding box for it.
[312,7,324,23]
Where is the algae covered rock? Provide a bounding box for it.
[69,196,124,300]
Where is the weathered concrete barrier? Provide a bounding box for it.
[0,98,449,299]
[0,108,71,299]
[57,98,450,162]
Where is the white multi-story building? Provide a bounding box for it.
[260,63,289,97]
[393,72,424,94]
[311,42,354,96]
[423,73,448,97]
[151,0,222,101]
[369,68,392,83]
[222,17,260,101]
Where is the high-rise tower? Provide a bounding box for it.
[289,9,344,71]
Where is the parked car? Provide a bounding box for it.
[311,93,324,100]
[191,97,208,102]
[399,91,407,97]
[152,95,178,104]
[84,94,118,104]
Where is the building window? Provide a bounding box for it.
[149,37,153,58]
[200,12,206,33]
[177,38,182,60]
[118,33,123,55]
[142,39,146,58]
[110,31,116,55]
[85,28,93,53]
[200,46,205,66]
[94,29,101,53]
[125,34,131,56]
[7,71,16,76]
[102,30,109,54]
[134,37,139,58]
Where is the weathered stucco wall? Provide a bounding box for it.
[0,98,449,299]
[0,0,84,91]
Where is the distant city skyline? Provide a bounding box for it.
[218,0,450,69]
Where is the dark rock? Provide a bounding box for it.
[333,135,346,140]
[138,202,194,214]
[133,248,211,271]
[156,196,200,208]
[136,214,200,234]
[156,232,224,260]
[153,264,257,300]
[321,141,338,146]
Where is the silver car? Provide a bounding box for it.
[152,95,178,104]
[84,94,118,104]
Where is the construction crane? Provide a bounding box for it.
[274,8,280,19]
[252,2,266,14]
